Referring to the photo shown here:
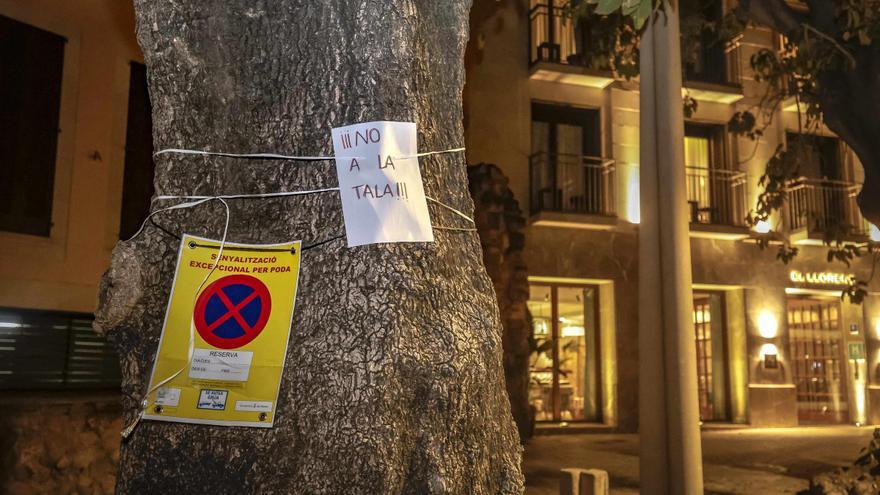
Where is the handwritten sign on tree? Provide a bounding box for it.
[331,121,434,247]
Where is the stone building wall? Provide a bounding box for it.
[0,395,122,495]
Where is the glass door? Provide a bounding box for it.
[527,283,601,422]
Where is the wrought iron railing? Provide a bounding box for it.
[530,153,616,216]
[685,167,748,227]
[785,178,870,237]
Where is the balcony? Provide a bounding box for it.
[785,178,870,244]
[529,153,617,229]
[686,167,750,240]
[528,2,616,88]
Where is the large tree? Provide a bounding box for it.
[95,1,524,492]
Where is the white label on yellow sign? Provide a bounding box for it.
[235,401,273,412]
[197,389,228,410]
[189,348,253,382]
[142,234,301,428]
[155,387,180,407]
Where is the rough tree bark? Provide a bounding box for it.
[94,1,524,493]
[736,0,880,227]
[467,164,533,442]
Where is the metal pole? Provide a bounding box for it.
[638,3,705,494]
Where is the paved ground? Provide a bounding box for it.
[523,426,876,494]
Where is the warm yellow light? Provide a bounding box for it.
[854,364,867,424]
[757,311,778,339]
[874,320,880,340]
[561,326,585,337]
[626,168,640,224]
[759,343,778,358]
[754,220,772,234]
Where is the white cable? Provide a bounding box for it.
[125,197,214,242]
[154,187,341,202]
[154,149,339,161]
[434,226,478,232]
[425,196,475,224]
[122,198,231,440]
[153,147,466,162]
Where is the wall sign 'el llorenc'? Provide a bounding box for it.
[789,270,856,287]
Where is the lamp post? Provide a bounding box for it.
[638,2,705,493]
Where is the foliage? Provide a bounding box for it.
[725,1,880,303]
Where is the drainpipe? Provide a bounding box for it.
[638,3,705,494]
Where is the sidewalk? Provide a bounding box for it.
[523,426,875,494]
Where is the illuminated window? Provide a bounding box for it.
[527,283,601,422]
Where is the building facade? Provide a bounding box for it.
[464,0,880,432]
[0,1,148,392]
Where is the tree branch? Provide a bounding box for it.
[802,24,857,68]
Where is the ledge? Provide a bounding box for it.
[689,223,751,241]
[529,62,616,89]
[683,80,744,104]
[529,211,618,230]
[788,227,870,246]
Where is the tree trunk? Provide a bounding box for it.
[95,1,524,493]
[468,163,534,442]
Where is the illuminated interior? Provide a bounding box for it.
[527,283,600,422]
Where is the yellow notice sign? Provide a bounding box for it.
[142,234,300,428]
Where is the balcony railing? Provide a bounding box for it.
[785,178,870,237]
[530,153,616,217]
[685,167,748,227]
[529,1,605,69]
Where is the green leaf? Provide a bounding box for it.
[622,0,641,15]
[633,0,654,29]
[595,0,623,16]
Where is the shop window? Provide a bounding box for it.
[528,283,601,422]
[0,308,121,391]
[119,62,156,240]
[0,15,66,237]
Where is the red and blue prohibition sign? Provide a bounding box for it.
[193,274,272,350]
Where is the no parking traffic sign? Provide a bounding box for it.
[194,274,272,350]
[143,234,300,428]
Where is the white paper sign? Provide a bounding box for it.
[188,348,253,382]
[331,121,434,247]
